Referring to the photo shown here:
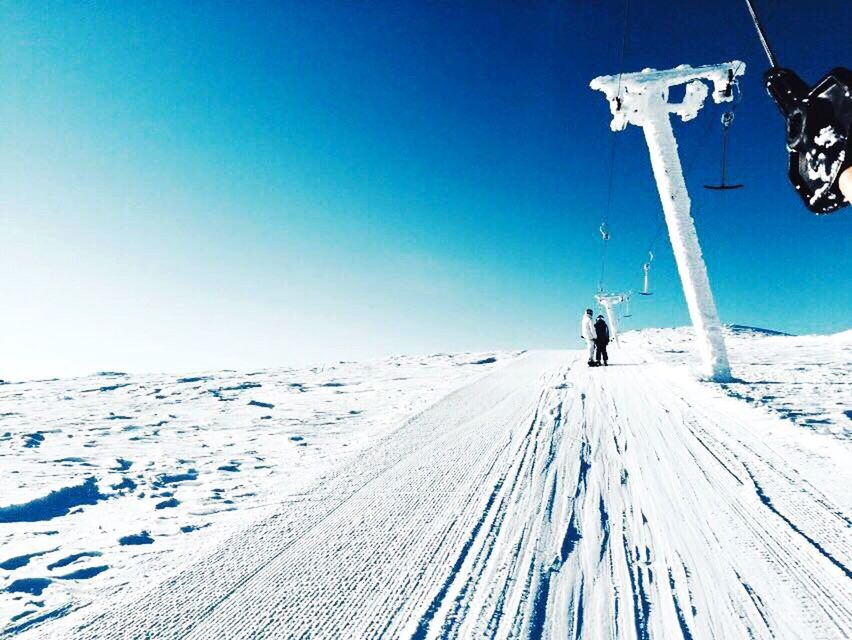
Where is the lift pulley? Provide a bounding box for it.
[744,0,852,214]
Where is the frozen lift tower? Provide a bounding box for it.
[595,293,626,346]
[590,62,744,381]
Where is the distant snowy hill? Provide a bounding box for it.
[725,324,792,337]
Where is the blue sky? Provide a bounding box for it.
[1,1,850,378]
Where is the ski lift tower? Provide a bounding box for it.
[590,62,744,381]
[595,292,626,346]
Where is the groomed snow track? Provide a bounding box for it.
[35,351,851,639]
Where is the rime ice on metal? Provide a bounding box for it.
[595,293,625,346]
[590,62,745,381]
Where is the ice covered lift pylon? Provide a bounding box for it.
[590,62,743,381]
[595,292,626,346]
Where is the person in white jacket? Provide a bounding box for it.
[580,308,596,366]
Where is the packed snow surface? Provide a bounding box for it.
[1,352,513,635]
[1,328,850,638]
[626,325,851,439]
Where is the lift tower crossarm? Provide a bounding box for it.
[590,62,745,131]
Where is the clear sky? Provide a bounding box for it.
[1,1,850,379]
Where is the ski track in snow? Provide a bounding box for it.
[0,352,513,635]
[2,331,850,638]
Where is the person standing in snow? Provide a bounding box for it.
[580,308,596,367]
[594,314,610,366]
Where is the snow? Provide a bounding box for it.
[815,125,840,149]
[1,330,850,638]
[625,325,852,439]
[589,62,745,133]
[0,351,514,635]
[591,62,746,381]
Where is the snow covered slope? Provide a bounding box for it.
[623,325,851,439]
[0,352,515,635]
[1,330,849,638]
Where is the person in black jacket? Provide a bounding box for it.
[594,314,610,366]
